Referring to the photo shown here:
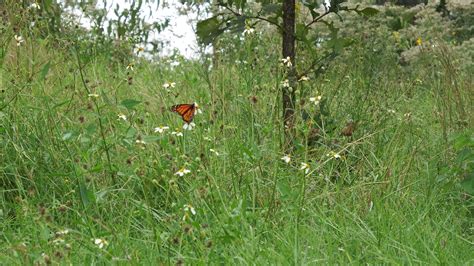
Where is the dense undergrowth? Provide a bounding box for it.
[1,1,473,264]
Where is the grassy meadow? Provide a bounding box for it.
[1,2,473,264]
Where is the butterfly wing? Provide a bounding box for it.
[171,104,196,123]
[182,107,195,123]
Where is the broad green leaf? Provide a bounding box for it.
[39,62,51,82]
[126,127,137,139]
[456,148,474,164]
[327,37,354,53]
[241,145,255,162]
[79,180,95,208]
[89,165,104,173]
[143,135,160,142]
[62,131,74,141]
[324,21,354,52]
[228,16,247,34]
[357,7,379,17]
[452,133,474,150]
[117,26,126,38]
[96,189,110,202]
[277,182,291,199]
[196,16,225,45]
[310,10,321,21]
[329,0,347,12]
[40,224,50,242]
[79,136,91,143]
[85,123,97,134]
[302,0,320,20]
[120,99,141,110]
[461,171,474,195]
[230,199,243,217]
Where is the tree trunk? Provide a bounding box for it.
[282,0,296,151]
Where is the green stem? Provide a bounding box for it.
[74,44,116,185]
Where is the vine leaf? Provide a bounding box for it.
[196,16,225,45]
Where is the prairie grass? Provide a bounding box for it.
[1,5,473,265]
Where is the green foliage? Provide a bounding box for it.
[196,16,226,45]
[79,180,96,208]
[39,62,51,82]
[196,0,379,50]
[384,7,417,31]
[0,1,473,265]
[120,99,142,110]
[356,7,380,17]
[450,5,474,43]
[451,133,474,195]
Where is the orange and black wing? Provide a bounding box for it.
[171,103,196,123]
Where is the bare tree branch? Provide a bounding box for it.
[305,11,331,29]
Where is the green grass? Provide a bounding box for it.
[1,20,473,264]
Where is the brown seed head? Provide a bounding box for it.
[249,95,258,104]
[341,121,356,137]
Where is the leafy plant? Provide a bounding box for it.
[195,0,379,150]
[452,133,474,195]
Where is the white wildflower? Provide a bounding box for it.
[117,114,127,121]
[281,79,290,88]
[93,238,108,249]
[193,103,202,114]
[163,82,176,90]
[299,75,310,81]
[281,155,291,164]
[56,229,70,236]
[243,26,255,35]
[281,56,292,67]
[29,3,41,10]
[171,131,183,137]
[183,204,196,221]
[175,168,191,177]
[326,151,341,159]
[209,149,220,156]
[14,35,24,46]
[309,95,322,105]
[52,238,65,245]
[154,126,170,133]
[300,163,310,174]
[183,204,196,215]
[183,122,195,131]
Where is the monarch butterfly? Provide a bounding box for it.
[171,103,198,123]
